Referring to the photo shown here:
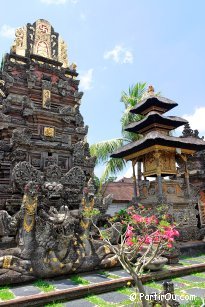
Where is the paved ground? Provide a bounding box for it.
[0,254,205,306]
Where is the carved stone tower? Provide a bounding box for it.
[0,19,95,212]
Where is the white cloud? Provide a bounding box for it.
[40,0,77,4]
[80,12,87,21]
[80,69,93,91]
[183,106,205,136]
[104,45,133,64]
[0,24,15,39]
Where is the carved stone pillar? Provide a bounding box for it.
[155,151,163,203]
[132,160,137,199]
[184,159,191,198]
[180,154,191,198]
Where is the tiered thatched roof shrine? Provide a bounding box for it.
[112,86,205,241]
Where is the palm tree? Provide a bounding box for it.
[90,82,147,185]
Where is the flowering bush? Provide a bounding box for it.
[125,205,179,250]
[94,204,179,307]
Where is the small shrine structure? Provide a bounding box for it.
[111,86,205,241]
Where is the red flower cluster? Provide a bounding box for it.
[132,214,158,225]
[125,210,179,249]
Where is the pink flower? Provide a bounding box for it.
[145,215,158,225]
[144,236,152,244]
[132,214,144,223]
[172,229,180,237]
[126,237,134,246]
[126,226,134,237]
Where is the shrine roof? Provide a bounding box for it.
[130,95,178,115]
[111,131,205,159]
[125,112,187,134]
[102,178,134,203]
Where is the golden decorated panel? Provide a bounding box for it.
[143,150,176,177]
[124,145,195,161]
[44,127,55,137]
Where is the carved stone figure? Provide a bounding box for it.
[0,168,117,284]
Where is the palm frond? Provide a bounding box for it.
[121,108,143,128]
[90,138,125,165]
[120,104,144,142]
[120,82,147,108]
[100,158,126,184]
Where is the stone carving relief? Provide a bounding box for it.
[26,69,37,88]
[10,150,27,165]
[0,80,7,101]
[75,106,84,127]
[198,191,205,227]
[58,37,69,68]
[11,26,27,56]
[42,89,51,109]
[22,96,34,117]
[12,162,43,192]
[33,20,51,58]
[11,128,32,146]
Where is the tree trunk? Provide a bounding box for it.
[131,271,149,307]
[120,260,149,307]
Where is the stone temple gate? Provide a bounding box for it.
[0,19,119,285]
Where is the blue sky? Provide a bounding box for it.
[1,0,205,178]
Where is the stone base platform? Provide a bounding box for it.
[178,240,205,256]
[1,257,205,306]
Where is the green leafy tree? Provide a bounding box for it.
[93,175,100,192]
[0,54,5,72]
[90,82,147,184]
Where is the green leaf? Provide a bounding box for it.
[90,138,124,164]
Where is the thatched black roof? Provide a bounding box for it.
[130,95,178,115]
[111,131,205,159]
[125,112,187,134]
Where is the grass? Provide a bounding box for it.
[172,275,205,289]
[70,274,90,285]
[44,302,63,307]
[117,286,133,295]
[86,293,133,306]
[0,286,15,301]
[144,281,162,290]
[181,297,203,306]
[98,270,121,279]
[33,280,55,292]
[86,294,114,306]
[193,272,205,278]
[180,253,205,260]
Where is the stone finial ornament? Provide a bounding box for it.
[10,19,69,68]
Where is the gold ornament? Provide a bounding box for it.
[44,127,55,137]
[23,195,37,233]
[3,255,12,269]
